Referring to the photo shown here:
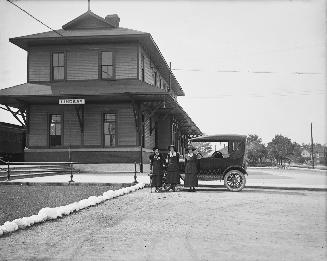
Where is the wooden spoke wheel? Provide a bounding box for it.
[224,169,246,192]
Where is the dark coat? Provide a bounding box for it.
[184,153,198,187]
[166,152,180,184]
[149,153,164,187]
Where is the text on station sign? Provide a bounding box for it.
[59,99,85,105]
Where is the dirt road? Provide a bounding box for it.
[0,187,326,261]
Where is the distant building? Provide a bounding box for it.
[301,149,311,158]
[0,122,25,162]
[0,11,201,164]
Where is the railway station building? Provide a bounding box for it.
[0,10,201,164]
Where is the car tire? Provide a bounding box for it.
[224,169,246,192]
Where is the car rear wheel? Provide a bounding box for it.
[224,169,246,192]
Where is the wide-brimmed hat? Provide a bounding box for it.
[168,144,176,150]
[152,146,159,151]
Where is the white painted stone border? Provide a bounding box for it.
[0,183,145,236]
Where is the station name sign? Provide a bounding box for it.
[59,99,85,105]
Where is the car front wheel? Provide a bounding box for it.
[224,169,246,192]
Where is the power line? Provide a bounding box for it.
[6,0,65,38]
[172,68,322,75]
[181,89,326,99]
[6,1,323,77]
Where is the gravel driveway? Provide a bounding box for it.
[0,188,326,261]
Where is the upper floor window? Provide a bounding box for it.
[141,55,145,82]
[154,71,157,86]
[101,51,113,79]
[52,53,65,80]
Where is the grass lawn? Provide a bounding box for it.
[0,184,124,225]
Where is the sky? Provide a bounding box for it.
[0,0,326,145]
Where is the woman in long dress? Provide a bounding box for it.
[184,146,198,192]
[166,145,180,192]
[149,147,164,192]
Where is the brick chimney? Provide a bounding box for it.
[105,14,120,28]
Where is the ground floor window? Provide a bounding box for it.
[49,114,62,147]
[104,113,116,146]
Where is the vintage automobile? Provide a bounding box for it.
[188,134,247,192]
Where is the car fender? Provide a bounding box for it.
[223,165,248,178]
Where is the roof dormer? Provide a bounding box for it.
[62,10,120,30]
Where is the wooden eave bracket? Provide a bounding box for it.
[74,105,84,132]
[0,104,27,127]
[127,94,140,132]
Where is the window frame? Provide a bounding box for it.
[48,113,63,148]
[51,52,66,81]
[100,51,115,80]
[102,112,118,147]
[141,54,145,82]
[154,71,157,87]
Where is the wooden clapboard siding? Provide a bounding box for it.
[63,109,81,146]
[84,105,102,146]
[143,113,157,150]
[28,105,48,147]
[28,50,50,81]
[83,104,137,146]
[117,106,137,145]
[28,103,137,148]
[139,46,152,84]
[143,113,151,149]
[138,46,170,93]
[143,53,153,85]
[28,43,138,82]
[67,50,98,80]
[115,46,138,79]
[29,105,82,147]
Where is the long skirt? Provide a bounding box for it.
[166,164,180,184]
[151,174,163,187]
[184,173,198,187]
[184,161,198,187]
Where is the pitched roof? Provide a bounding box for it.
[62,10,116,30]
[191,134,247,142]
[0,80,166,97]
[0,81,201,135]
[10,28,147,42]
[9,11,184,96]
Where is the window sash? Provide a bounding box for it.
[102,52,113,66]
[141,55,145,81]
[101,52,113,79]
[104,113,116,147]
[49,114,62,147]
[101,65,113,79]
[52,53,65,80]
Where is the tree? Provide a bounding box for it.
[290,142,303,163]
[246,134,267,165]
[267,134,294,165]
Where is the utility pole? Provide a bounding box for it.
[88,0,90,11]
[169,62,172,92]
[311,122,314,169]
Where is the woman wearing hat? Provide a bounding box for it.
[184,145,198,192]
[149,147,164,192]
[166,144,180,192]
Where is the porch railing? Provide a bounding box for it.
[0,159,139,183]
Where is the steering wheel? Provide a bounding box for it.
[212,151,223,159]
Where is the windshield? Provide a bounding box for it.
[191,140,244,159]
